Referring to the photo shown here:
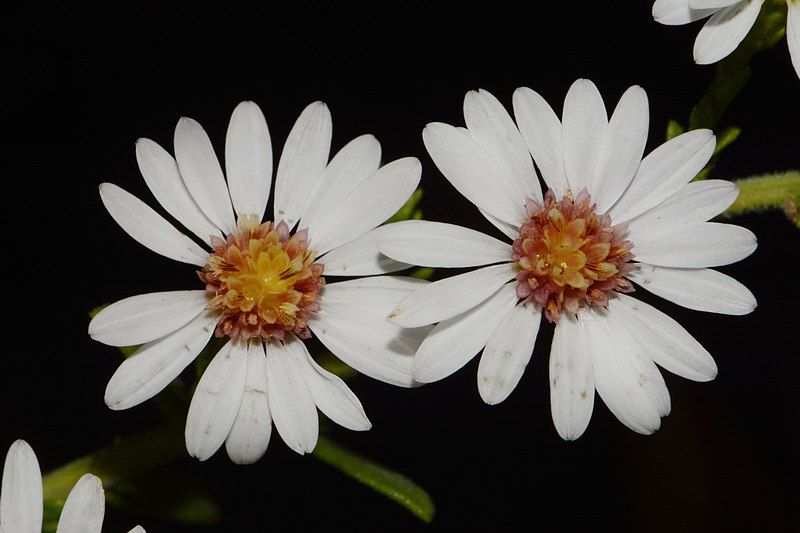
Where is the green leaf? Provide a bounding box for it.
[666,120,684,140]
[42,500,63,533]
[312,436,435,523]
[316,352,358,380]
[387,188,424,223]
[694,125,742,180]
[409,267,435,280]
[106,467,221,525]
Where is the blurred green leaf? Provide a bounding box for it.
[695,125,742,180]
[409,267,435,280]
[42,500,63,533]
[312,436,435,523]
[106,467,221,525]
[316,352,358,379]
[666,120,684,140]
[387,188,424,223]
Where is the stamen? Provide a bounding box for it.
[512,189,634,322]
[199,215,325,341]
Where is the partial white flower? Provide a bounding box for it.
[0,440,143,532]
[652,0,800,78]
[90,101,427,463]
[378,81,757,439]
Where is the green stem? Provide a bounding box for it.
[724,170,800,227]
[42,422,184,501]
[689,0,787,131]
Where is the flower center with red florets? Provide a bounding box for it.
[512,189,634,323]
[200,216,325,341]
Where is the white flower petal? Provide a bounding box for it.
[632,222,757,268]
[513,87,569,197]
[376,220,512,268]
[174,117,237,234]
[225,342,272,465]
[88,290,208,347]
[788,0,800,79]
[320,224,411,277]
[653,0,717,25]
[549,315,595,441]
[301,134,382,231]
[562,79,608,194]
[310,276,430,387]
[104,311,218,410]
[264,339,319,455]
[690,0,741,8]
[592,86,650,214]
[292,338,371,431]
[414,283,518,383]
[56,474,104,533]
[477,299,541,405]
[423,122,527,226]
[135,138,222,245]
[1,440,42,533]
[603,310,672,417]
[274,102,332,229]
[694,0,764,64]
[185,340,248,461]
[626,179,739,238]
[627,263,756,315]
[388,263,516,328]
[225,101,272,221]
[480,209,520,240]
[611,293,717,381]
[609,129,716,224]
[309,157,421,255]
[464,89,542,203]
[585,310,663,435]
[99,183,208,266]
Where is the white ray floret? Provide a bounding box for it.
[652,0,800,79]
[91,100,427,462]
[378,80,757,439]
[0,440,144,532]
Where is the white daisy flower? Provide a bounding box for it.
[89,101,427,463]
[1,440,144,533]
[377,80,758,439]
[652,0,800,77]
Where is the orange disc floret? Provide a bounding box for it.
[512,189,634,323]
[199,216,325,341]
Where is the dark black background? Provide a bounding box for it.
[4,3,799,531]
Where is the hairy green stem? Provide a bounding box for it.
[725,171,800,227]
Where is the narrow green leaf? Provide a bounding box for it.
[387,188,424,223]
[666,120,684,140]
[409,267,435,280]
[106,467,221,525]
[714,126,741,155]
[316,352,358,380]
[312,436,435,523]
[42,500,63,533]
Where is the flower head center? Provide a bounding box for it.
[200,216,324,341]
[512,189,634,323]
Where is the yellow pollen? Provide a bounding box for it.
[513,189,634,323]
[200,216,325,341]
